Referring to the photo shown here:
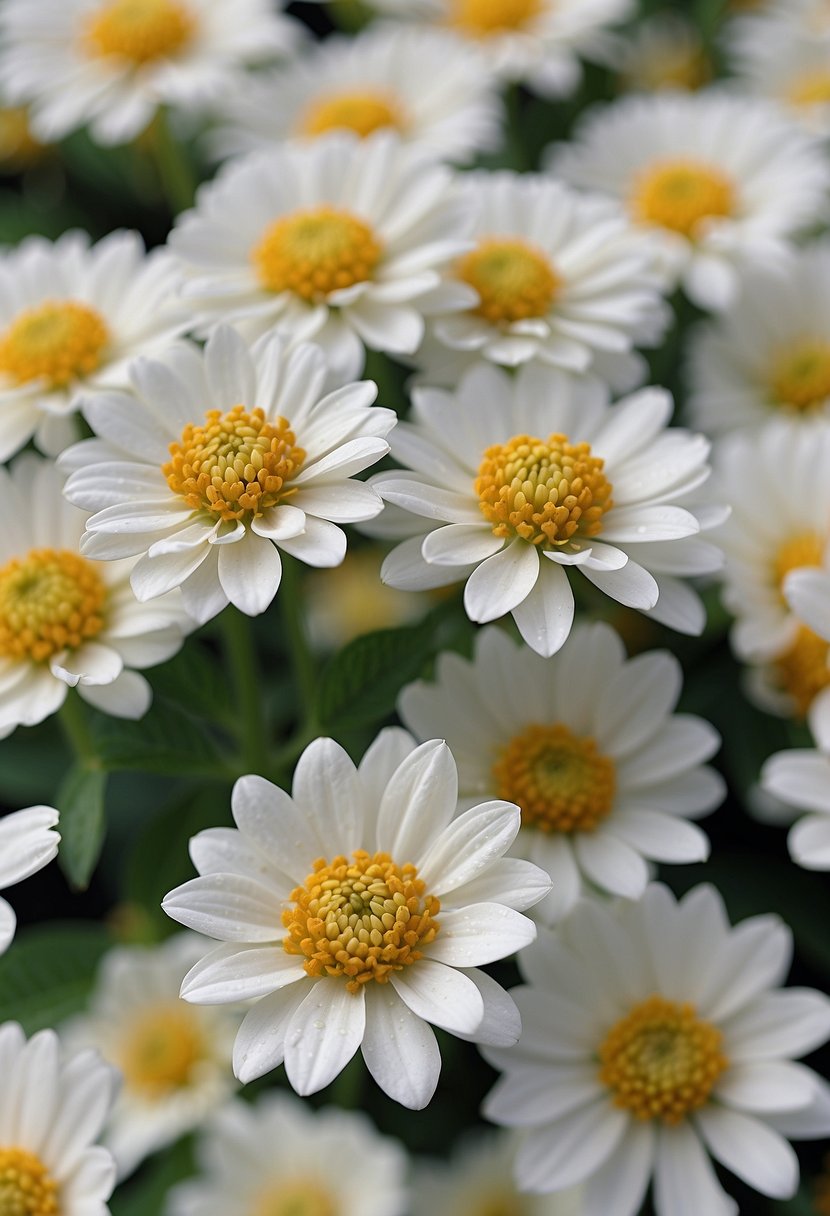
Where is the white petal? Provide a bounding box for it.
[161,875,282,942]
[416,801,520,895]
[0,898,15,955]
[654,1123,738,1216]
[515,1101,628,1192]
[512,558,575,657]
[426,904,535,967]
[361,984,441,1110]
[218,533,282,616]
[233,985,308,1084]
[283,983,366,1096]
[463,541,539,623]
[715,1061,818,1114]
[391,959,484,1035]
[695,1107,799,1199]
[180,942,305,1004]
[376,740,457,861]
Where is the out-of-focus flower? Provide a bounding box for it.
[727,5,830,132]
[762,729,830,868]
[306,547,432,652]
[0,104,46,171]
[784,567,830,641]
[162,731,549,1108]
[484,884,830,1214]
[617,13,711,93]
[0,806,60,954]
[61,328,394,624]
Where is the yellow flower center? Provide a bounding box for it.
[470,1197,527,1216]
[448,0,543,36]
[0,549,107,664]
[773,531,825,591]
[476,433,613,548]
[598,995,728,1124]
[789,69,830,107]
[0,301,109,391]
[299,90,403,139]
[119,1004,206,1097]
[251,1180,335,1216]
[84,0,195,65]
[774,625,830,717]
[630,158,735,238]
[163,404,306,524]
[455,238,561,327]
[252,207,383,302]
[769,340,830,413]
[0,109,44,169]
[493,723,616,834]
[282,850,441,995]
[0,1148,59,1216]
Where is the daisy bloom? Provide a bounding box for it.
[483,883,830,1214]
[728,4,830,132]
[549,91,830,311]
[0,0,302,146]
[0,454,191,736]
[0,229,188,463]
[0,806,60,955]
[167,1092,408,1216]
[617,13,711,94]
[208,25,502,168]
[60,327,395,624]
[784,566,830,641]
[161,731,550,1109]
[168,131,472,382]
[762,727,830,869]
[399,622,722,923]
[0,1021,118,1216]
[371,363,720,658]
[0,103,47,173]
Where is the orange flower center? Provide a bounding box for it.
[299,90,403,139]
[448,0,543,36]
[630,158,734,238]
[0,301,109,390]
[119,1004,206,1096]
[769,340,830,414]
[84,0,195,65]
[455,238,560,326]
[252,207,383,302]
[493,723,616,833]
[0,1147,59,1216]
[0,548,106,663]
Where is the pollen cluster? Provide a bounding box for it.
[774,625,830,716]
[282,851,441,994]
[0,1147,59,1216]
[252,207,383,302]
[456,238,560,326]
[493,723,616,833]
[770,340,830,413]
[0,548,106,663]
[630,158,734,238]
[0,301,109,390]
[300,90,403,139]
[120,1005,205,1097]
[448,0,543,36]
[84,0,195,65]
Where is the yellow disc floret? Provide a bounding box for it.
[163,405,306,523]
[0,1147,59,1216]
[774,625,830,717]
[773,531,825,590]
[476,433,613,548]
[0,549,106,664]
[300,90,403,139]
[448,0,543,36]
[0,301,109,391]
[84,0,195,65]
[252,1180,335,1216]
[598,995,728,1124]
[789,69,830,108]
[630,158,734,238]
[282,851,441,994]
[769,340,830,414]
[456,238,560,326]
[252,207,383,302]
[120,1005,206,1096]
[493,723,616,834]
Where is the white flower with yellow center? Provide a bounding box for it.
[617,13,711,94]
[0,229,187,463]
[60,327,395,624]
[370,363,720,657]
[549,91,830,311]
[168,131,472,382]
[0,806,60,955]
[208,25,502,168]
[0,1021,118,1216]
[168,1092,408,1216]
[483,884,830,1214]
[162,731,550,1108]
[728,5,830,133]
[399,623,722,924]
[0,455,191,737]
[0,0,302,146]
[784,566,830,641]
[762,706,830,867]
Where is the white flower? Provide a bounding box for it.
[483,884,830,1214]
[762,727,830,869]
[617,13,710,94]
[0,454,191,736]
[784,567,830,641]
[66,933,240,1180]
[167,1091,408,1216]
[727,3,830,133]
[370,363,721,657]
[0,806,60,954]
[168,131,472,382]
[208,24,502,168]
[162,730,550,1109]
[399,622,722,923]
[0,230,187,463]
[0,1021,118,1215]
[548,90,830,311]
[60,327,395,624]
[0,0,302,146]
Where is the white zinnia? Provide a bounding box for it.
[162,730,550,1109]
[0,806,60,954]
[484,884,830,1214]
[60,327,395,624]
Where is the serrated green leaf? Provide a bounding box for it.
[0,922,110,1032]
[91,699,229,777]
[57,763,108,891]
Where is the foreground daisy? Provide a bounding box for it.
[61,327,395,623]
[549,91,830,310]
[162,731,549,1108]
[169,131,471,381]
[370,363,719,656]
[0,230,187,462]
[0,806,60,954]
[484,884,830,1213]
[0,455,191,736]
[0,1021,118,1215]
[399,623,721,923]
[168,1092,408,1216]
[762,731,830,869]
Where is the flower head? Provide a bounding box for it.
[0,806,60,955]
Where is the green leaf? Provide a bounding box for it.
[91,699,229,777]
[109,1136,194,1216]
[0,922,110,1032]
[148,641,232,727]
[57,763,108,891]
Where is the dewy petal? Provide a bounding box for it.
[426,904,535,967]
[180,942,305,1005]
[463,540,540,623]
[390,959,484,1036]
[291,738,363,856]
[695,1107,799,1200]
[276,516,347,567]
[161,875,282,942]
[283,983,366,1096]
[232,774,323,885]
[512,557,575,657]
[376,740,457,862]
[654,1123,738,1216]
[251,503,307,541]
[0,897,16,955]
[0,806,60,888]
[217,532,282,616]
[416,801,521,896]
[361,984,441,1111]
[454,968,522,1047]
[233,985,308,1084]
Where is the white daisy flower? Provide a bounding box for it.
[162,730,550,1109]
[168,131,472,382]
[549,90,830,311]
[399,622,722,923]
[483,884,830,1214]
[0,229,188,463]
[60,327,395,624]
[0,806,60,955]
[0,1020,118,1216]
[617,13,711,94]
[728,4,830,132]
[784,566,830,640]
[208,24,502,168]
[0,454,191,737]
[762,726,830,869]
[0,0,302,146]
[167,1091,408,1216]
[370,363,720,657]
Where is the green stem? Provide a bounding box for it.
[58,692,97,764]
[222,607,269,774]
[278,554,318,732]
[149,107,196,214]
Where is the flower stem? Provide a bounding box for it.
[149,107,196,215]
[58,692,97,764]
[278,554,318,733]
[222,607,269,775]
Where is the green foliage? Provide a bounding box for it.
[0,921,110,1032]
[110,1137,194,1216]
[90,699,230,778]
[56,763,108,891]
